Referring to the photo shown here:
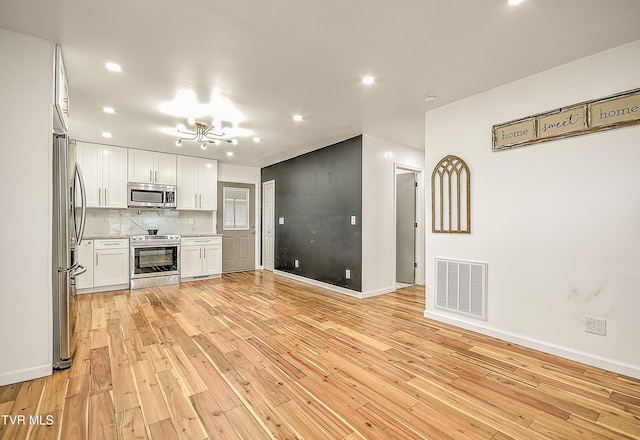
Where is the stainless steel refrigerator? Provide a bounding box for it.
[52,133,86,370]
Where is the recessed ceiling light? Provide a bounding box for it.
[362,76,375,85]
[253,137,262,143]
[226,152,234,157]
[103,107,115,114]
[292,114,303,122]
[102,132,112,138]
[508,0,525,5]
[424,95,437,103]
[105,62,122,72]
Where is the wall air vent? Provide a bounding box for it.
[435,258,487,320]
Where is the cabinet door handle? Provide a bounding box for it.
[199,193,202,208]
[155,170,157,182]
[199,248,202,259]
[204,248,206,259]
[195,194,197,208]
[96,252,99,265]
[104,188,107,205]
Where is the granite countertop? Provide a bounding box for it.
[83,235,129,240]
[84,233,222,240]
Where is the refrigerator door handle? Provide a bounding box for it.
[72,263,87,277]
[74,163,87,245]
[70,263,86,297]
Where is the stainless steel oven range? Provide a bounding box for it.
[130,234,180,289]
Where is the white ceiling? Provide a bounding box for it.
[2,0,640,167]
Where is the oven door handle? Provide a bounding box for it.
[130,242,180,247]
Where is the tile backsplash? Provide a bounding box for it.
[83,208,216,237]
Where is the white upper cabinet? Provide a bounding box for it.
[76,142,127,208]
[198,159,217,210]
[176,156,217,210]
[155,152,177,185]
[128,149,176,185]
[53,45,69,133]
[177,156,198,210]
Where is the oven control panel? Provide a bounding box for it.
[130,234,181,241]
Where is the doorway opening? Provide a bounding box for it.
[395,165,422,288]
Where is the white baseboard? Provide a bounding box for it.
[274,270,363,297]
[273,270,397,299]
[0,364,51,387]
[361,286,397,298]
[424,310,640,380]
[78,283,129,294]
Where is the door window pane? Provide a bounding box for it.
[223,187,250,230]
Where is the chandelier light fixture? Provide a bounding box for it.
[161,89,253,150]
[175,120,238,150]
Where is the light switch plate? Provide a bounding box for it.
[279,217,285,225]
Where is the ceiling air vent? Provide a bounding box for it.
[435,258,487,320]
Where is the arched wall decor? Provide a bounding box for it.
[431,155,470,233]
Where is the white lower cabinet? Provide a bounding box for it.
[75,240,94,291]
[94,239,130,288]
[180,236,222,281]
[77,238,130,292]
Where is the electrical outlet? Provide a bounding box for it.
[345,269,351,279]
[350,216,357,225]
[279,217,285,225]
[585,316,606,336]
[294,259,299,268]
[593,318,606,336]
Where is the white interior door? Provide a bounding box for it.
[263,180,275,271]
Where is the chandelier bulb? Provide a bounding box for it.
[232,138,238,145]
[200,143,207,150]
[175,140,182,147]
[188,118,196,125]
[214,139,221,146]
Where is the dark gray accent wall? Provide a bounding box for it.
[261,136,362,291]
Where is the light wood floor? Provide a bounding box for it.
[1,271,640,439]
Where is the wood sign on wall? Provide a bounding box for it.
[493,88,640,151]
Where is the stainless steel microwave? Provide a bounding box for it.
[128,182,176,208]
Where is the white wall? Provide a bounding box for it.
[425,40,640,378]
[362,135,425,296]
[0,29,54,385]
[218,163,262,268]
